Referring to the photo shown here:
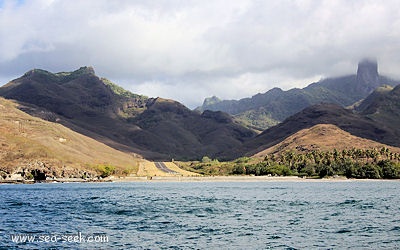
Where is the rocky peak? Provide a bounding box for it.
[356,59,379,90]
[73,66,95,76]
[203,96,221,106]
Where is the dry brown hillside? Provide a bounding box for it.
[254,124,400,158]
[0,97,141,180]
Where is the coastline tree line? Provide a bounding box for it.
[185,147,400,179]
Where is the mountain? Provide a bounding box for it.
[244,84,400,156]
[243,103,398,155]
[0,67,256,161]
[0,97,141,181]
[0,67,150,154]
[197,60,400,131]
[129,98,255,160]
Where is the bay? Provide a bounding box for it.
[1,181,400,249]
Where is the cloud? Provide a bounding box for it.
[1,0,400,108]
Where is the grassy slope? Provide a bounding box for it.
[0,97,141,176]
[253,124,400,158]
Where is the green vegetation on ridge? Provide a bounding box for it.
[101,77,148,100]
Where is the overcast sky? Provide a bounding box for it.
[1,0,400,108]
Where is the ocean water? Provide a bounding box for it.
[1,181,400,249]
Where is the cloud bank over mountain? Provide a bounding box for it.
[1,0,400,107]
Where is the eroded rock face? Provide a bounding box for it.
[1,161,99,182]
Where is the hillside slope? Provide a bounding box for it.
[0,97,141,180]
[356,84,400,126]
[253,124,400,158]
[130,98,255,160]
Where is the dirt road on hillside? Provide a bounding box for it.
[154,162,178,174]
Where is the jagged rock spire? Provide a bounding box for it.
[357,59,379,90]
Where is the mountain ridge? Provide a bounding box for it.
[244,84,400,157]
[0,67,256,161]
[197,60,400,131]
[2,63,400,163]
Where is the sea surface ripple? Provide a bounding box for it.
[1,181,400,249]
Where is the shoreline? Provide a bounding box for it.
[113,175,399,182]
[2,175,400,184]
[0,178,112,184]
